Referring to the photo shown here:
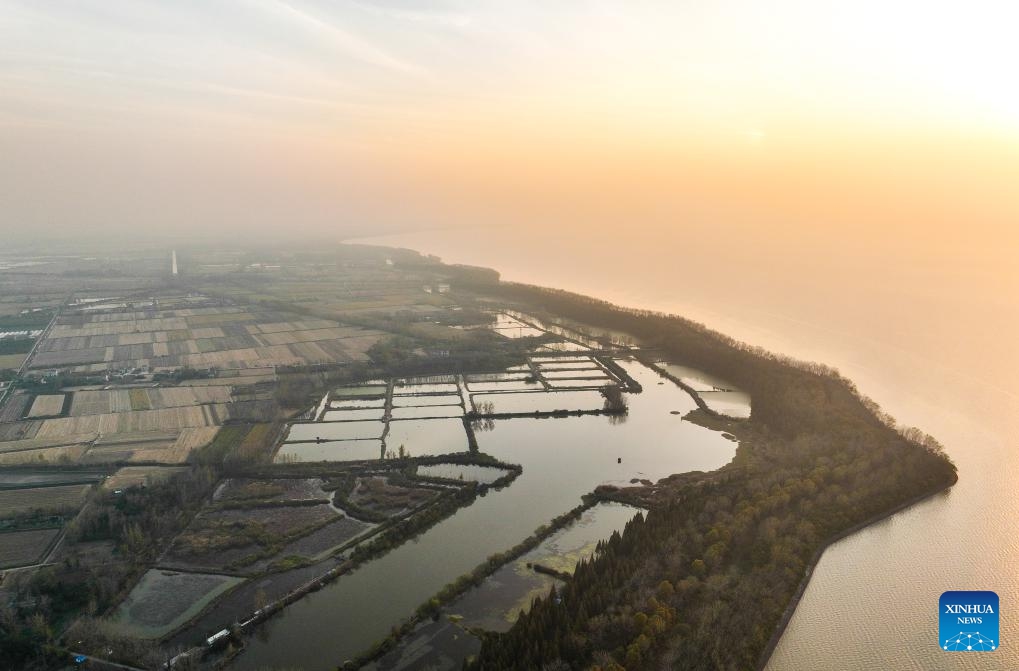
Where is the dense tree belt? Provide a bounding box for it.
[463,281,956,671]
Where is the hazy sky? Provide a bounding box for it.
[1,0,1017,245]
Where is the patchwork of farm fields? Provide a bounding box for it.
[30,304,385,373]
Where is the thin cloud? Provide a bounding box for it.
[258,0,427,77]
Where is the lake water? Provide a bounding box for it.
[357,226,1019,670]
[230,358,737,669]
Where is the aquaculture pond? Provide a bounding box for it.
[391,394,461,407]
[231,358,740,671]
[415,463,511,484]
[469,390,606,414]
[389,405,463,420]
[275,440,383,463]
[451,502,640,632]
[365,503,641,671]
[385,418,469,456]
[321,408,385,422]
[285,420,383,443]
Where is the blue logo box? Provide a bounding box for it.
[940,591,999,652]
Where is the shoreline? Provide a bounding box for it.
[755,470,959,671]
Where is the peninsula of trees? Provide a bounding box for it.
[459,279,957,671]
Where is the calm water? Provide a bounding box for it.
[231,359,736,669]
[358,227,1019,670]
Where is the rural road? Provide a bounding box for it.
[67,651,147,671]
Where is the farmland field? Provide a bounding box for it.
[277,516,372,559]
[110,569,244,639]
[347,476,438,517]
[0,353,27,369]
[102,466,189,490]
[164,503,340,572]
[25,394,66,418]
[0,528,61,568]
[0,483,91,516]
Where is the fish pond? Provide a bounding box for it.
[232,358,744,670]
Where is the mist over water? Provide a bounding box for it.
[359,225,1019,669]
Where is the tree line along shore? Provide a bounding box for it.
[453,279,957,671]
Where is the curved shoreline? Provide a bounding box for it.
[755,470,959,671]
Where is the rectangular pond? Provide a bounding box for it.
[466,380,544,392]
[390,405,463,420]
[470,390,606,414]
[286,420,383,443]
[385,418,469,457]
[392,394,461,407]
[415,463,511,484]
[321,408,385,422]
[275,440,383,463]
[228,359,742,671]
[393,383,460,396]
[330,398,386,409]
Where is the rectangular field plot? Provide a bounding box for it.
[347,476,440,517]
[286,421,383,443]
[392,394,460,407]
[278,516,372,559]
[275,440,383,463]
[213,478,330,503]
[390,405,463,419]
[0,484,91,517]
[26,394,66,418]
[385,418,468,457]
[321,408,385,422]
[0,445,88,465]
[102,467,189,491]
[110,569,244,639]
[0,528,61,568]
[471,391,606,414]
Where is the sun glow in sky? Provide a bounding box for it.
[1,0,1017,241]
